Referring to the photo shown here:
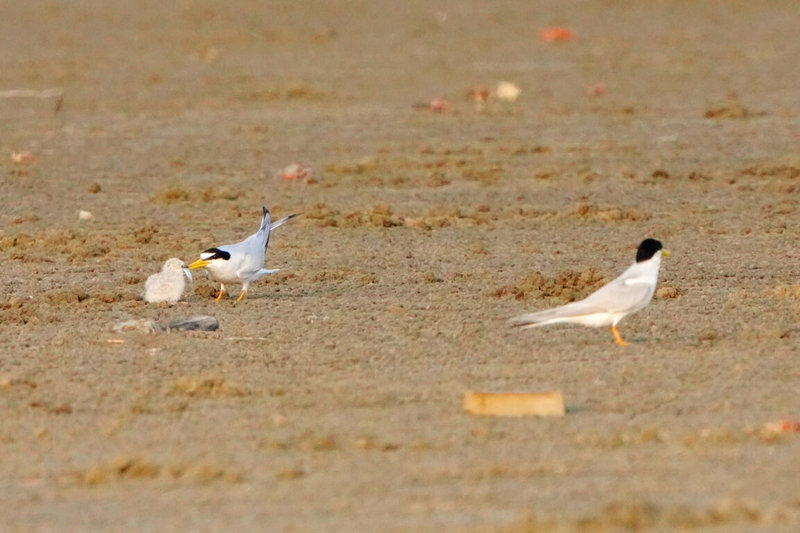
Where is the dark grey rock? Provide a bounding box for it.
[160,316,219,332]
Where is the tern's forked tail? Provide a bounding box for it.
[258,207,300,251]
[258,206,272,234]
[270,213,299,231]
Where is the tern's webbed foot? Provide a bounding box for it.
[611,326,629,346]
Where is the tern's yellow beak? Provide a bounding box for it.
[188,258,210,270]
[662,249,671,258]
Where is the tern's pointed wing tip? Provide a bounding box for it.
[508,313,543,328]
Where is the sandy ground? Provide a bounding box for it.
[1,1,799,531]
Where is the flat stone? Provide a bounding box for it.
[159,316,219,332]
[112,319,157,334]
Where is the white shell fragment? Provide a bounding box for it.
[78,210,94,221]
[495,81,521,102]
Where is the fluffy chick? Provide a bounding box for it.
[144,257,191,304]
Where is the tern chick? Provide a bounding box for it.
[510,238,668,345]
[188,207,298,302]
[144,257,192,304]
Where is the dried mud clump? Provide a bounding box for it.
[0,230,113,262]
[133,224,159,244]
[532,168,559,180]
[1,225,190,263]
[302,203,402,228]
[509,498,769,532]
[42,289,91,305]
[740,165,800,179]
[491,268,607,303]
[0,376,37,390]
[497,144,553,156]
[568,202,650,222]
[172,376,248,398]
[312,269,378,285]
[651,169,671,179]
[764,285,800,299]
[11,214,40,224]
[80,456,242,486]
[324,156,426,188]
[275,468,306,480]
[150,184,243,204]
[267,431,342,453]
[502,206,556,223]
[655,286,679,299]
[1,286,139,324]
[576,499,763,531]
[739,165,800,193]
[340,205,402,228]
[234,82,330,103]
[83,457,159,485]
[416,151,502,186]
[264,269,377,287]
[152,184,190,203]
[0,299,41,325]
[655,168,717,182]
[302,203,339,227]
[687,171,713,181]
[193,283,221,299]
[324,157,378,176]
[704,93,765,119]
[29,400,72,414]
[324,150,503,188]
[403,206,489,229]
[574,428,665,449]
[0,233,34,251]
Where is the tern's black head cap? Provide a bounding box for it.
[636,239,663,263]
[202,248,231,261]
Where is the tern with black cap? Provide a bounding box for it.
[510,238,669,345]
[188,207,298,302]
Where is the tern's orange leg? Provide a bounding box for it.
[214,287,225,302]
[236,290,247,302]
[611,325,629,346]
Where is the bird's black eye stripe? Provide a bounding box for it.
[202,248,231,261]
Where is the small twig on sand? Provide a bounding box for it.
[0,88,63,113]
